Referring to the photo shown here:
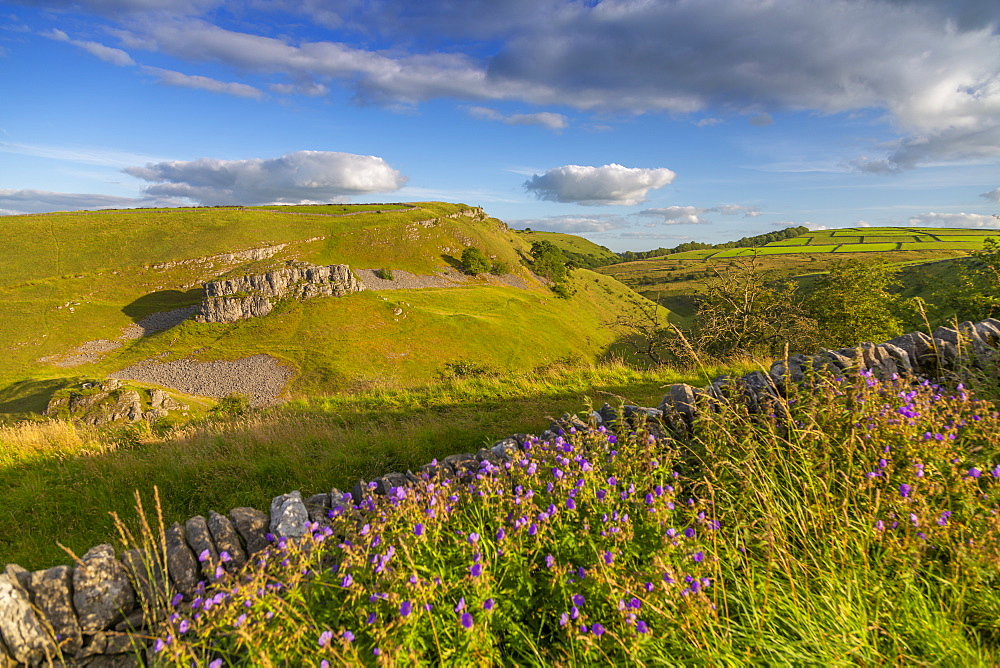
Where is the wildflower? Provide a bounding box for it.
[692,552,704,563]
[528,523,538,536]
[178,619,190,634]
[400,600,412,617]
[899,484,911,498]
[938,511,952,526]
[455,597,467,613]
[414,523,425,536]
[470,563,483,578]
[608,476,618,486]
[567,498,577,510]
[560,612,569,626]
[969,468,982,478]
[637,620,650,634]
[468,532,480,544]
[209,660,222,668]
[572,593,586,607]
[593,623,605,636]
[683,527,696,539]
[496,528,506,541]
[198,549,210,563]
[545,554,555,569]
[235,614,246,627]
[319,630,333,647]
[461,612,474,629]
[484,598,495,610]
[603,551,614,565]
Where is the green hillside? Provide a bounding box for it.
[0,203,653,419]
[515,229,621,268]
[600,226,999,318]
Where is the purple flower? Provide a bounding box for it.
[178,619,190,634]
[468,532,480,544]
[496,528,506,541]
[455,597,467,613]
[414,523,425,536]
[593,623,605,636]
[319,630,333,647]
[683,527,696,539]
[460,612,474,629]
[572,593,585,607]
[198,549,210,563]
[400,600,412,617]
[596,489,607,501]
[566,498,577,510]
[608,476,618,486]
[528,523,538,536]
[545,554,555,569]
[209,660,222,668]
[484,598,495,610]
[899,484,911,498]
[560,612,569,626]
[692,551,705,563]
[637,620,650,634]
[470,563,483,578]
[603,551,614,564]
[969,468,982,478]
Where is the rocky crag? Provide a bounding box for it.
[195,262,364,323]
[3,319,998,666]
[43,380,190,426]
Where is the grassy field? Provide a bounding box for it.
[599,225,997,317]
[0,359,752,570]
[1,203,651,418]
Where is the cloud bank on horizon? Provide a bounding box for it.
[0,0,998,247]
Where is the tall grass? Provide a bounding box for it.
[0,361,742,569]
[136,368,1000,665]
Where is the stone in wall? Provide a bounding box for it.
[196,262,364,323]
[72,545,136,635]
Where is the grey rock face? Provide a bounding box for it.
[30,565,83,655]
[229,507,270,555]
[659,384,699,423]
[270,491,309,538]
[208,511,248,573]
[0,572,57,665]
[164,523,199,598]
[197,263,365,323]
[72,545,136,634]
[184,516,221,583]
[304,494,332,526]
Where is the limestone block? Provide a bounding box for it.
[229,507,270,556]
[0,572,57,665]
[208,511,248,573]
[164,523,199,598]
[184,516,221,583]
[72,545,136,634]
[270,491,309,538]
[30,565,83,655]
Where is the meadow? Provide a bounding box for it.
[133,357,1000,665]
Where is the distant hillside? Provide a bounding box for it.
[619,225,809,262]
[514,230,621,269]
[599,226,999,319]
[0,203,654,419]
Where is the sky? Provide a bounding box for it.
[1,0,999,252]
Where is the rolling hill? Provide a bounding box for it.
[0,203,657,420]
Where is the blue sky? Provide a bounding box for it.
[1,0,999,252]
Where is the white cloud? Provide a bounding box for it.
[696,118,723,127]
[508,214,630,233]
[907,212,1000,228]
[639,203,761,224]
[46,28,135,66]
[980,187,1000,203]
[466,107,568,131]
[123,150,408,205]
[523,164,675,206]
[0,188,168,214]
[141,66,263,99]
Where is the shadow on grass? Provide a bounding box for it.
[0,377,72,417]
[122,288,203,323]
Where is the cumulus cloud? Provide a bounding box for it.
[0,188,166,214]
[141,66,263,98]
[980,187,1000,203]
[523,164,675,206]
[639,204,760,224]
[508,214,630,234]
[907,212,1000,228]
[47,28,135,66]
[466,107,568,131]
[123,150,408,205]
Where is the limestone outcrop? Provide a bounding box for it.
[195,262,364,323]
[43,380,190,425]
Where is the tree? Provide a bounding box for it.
[529,240,568,283]
[611,293,678,366]
[460,247,491,275]
[688,254,819,359]
[928,235,1000,323]
[804,258,906,348]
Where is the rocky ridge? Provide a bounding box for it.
[4,319,998,666]
[196,262,364,323]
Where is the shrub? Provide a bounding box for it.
[460,247,491,275]
[489,260,510,275]
[210,392,250,417]
[375,268,394,281]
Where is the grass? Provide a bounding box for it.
[122,360,1000,665]
[0,360,752,570]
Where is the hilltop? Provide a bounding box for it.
[0,203,656,421]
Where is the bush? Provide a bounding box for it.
[489,260,510,275]
[551,282,573,299]
[211,392,251,417]
[460,247,491,275]
[375,268,394,280]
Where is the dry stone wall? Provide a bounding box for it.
[2,319,999,666]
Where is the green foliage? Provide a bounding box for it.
[436,359,497,379]
[529,240,568,283]
[619,225,809,262]
[489,260,509,275]
[686,255,819,359]
[550,282,573,299]
[375,267,394,280]
[928,237,1000,322]
[805,259,907,348]
[460,247,491,275]
[210,393,251,417]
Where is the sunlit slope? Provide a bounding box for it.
[0,204,648,410]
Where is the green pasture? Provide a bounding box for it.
[834,243,899,252]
